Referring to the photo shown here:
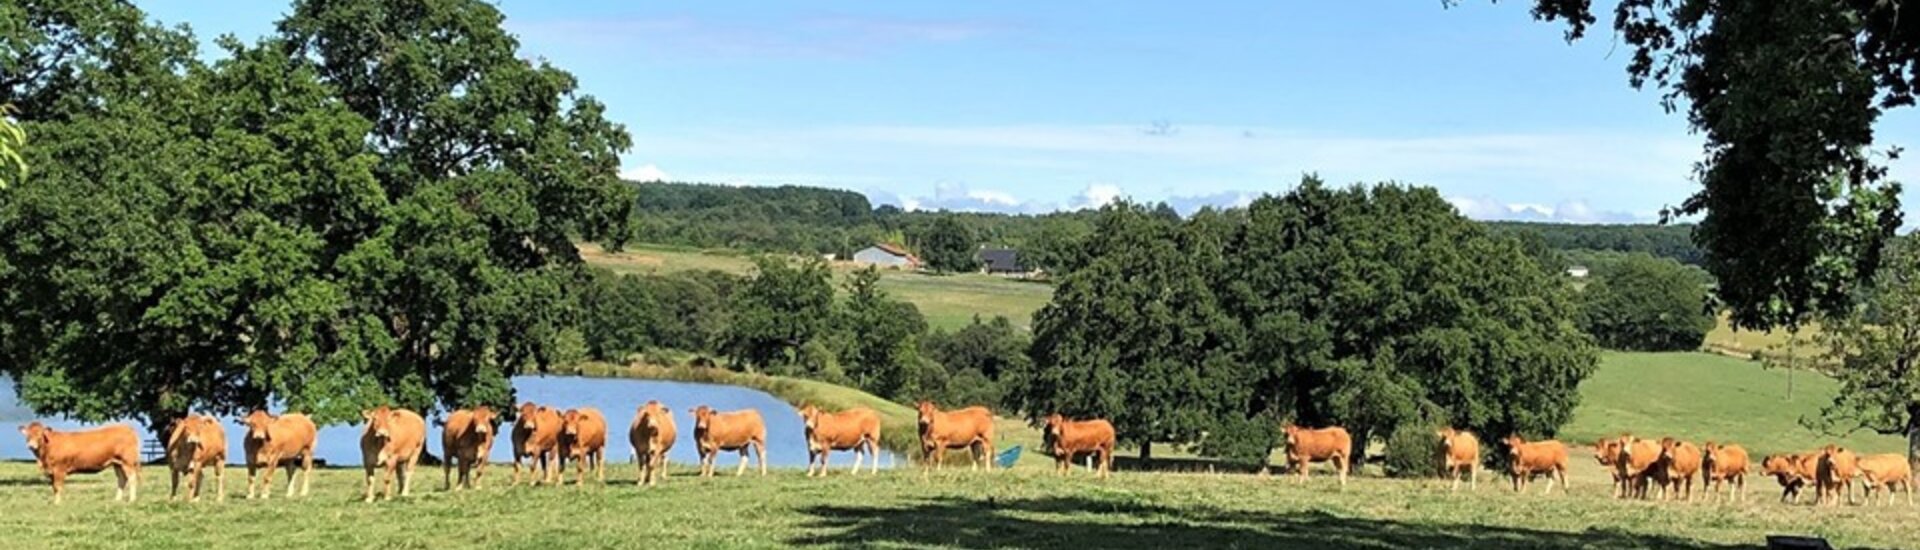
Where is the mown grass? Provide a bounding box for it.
[2,460,1916,550]
[1562,352,1905,456]
[578,243,1051,331]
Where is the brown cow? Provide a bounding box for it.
[1612,436,1665,499]
[630,401,676,486]
[1657,438,1702,501]
[560,408,609,485]
[511,403,563,486]
[1044,414,1116,479]
[1761,453,1821,504]
[1817,445,1862,506]
[1855,453,1914,506]
[916,402,996,474]
[690,405,768,476]
[360,406,426,502]
[243,410,317,500]
[166,415,227,502]
[1438,428,1480,491]
[799,404,882,476]
[1282,424,1351,486]
[19,422,140,504]
[1594,437,1625,497]
[1700,441,1750,502]
[442,406,497,491]
[1502,435,1569,494]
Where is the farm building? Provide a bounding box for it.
[853,244,921,269]
[977,248,1026,275]
[1567,265,1590,278]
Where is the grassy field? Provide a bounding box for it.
[578,243,1052,331]
[2,459,1915,549]
[1561,352,1905,456]
[1700,314,1825,361]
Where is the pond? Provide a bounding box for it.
[0,375,900,470]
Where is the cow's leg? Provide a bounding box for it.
[406,453,421,496]
[189,464,204,503]
[50,471,66,505]
[170,467,182,502]
[736,447,750,476]
[284,459,301,498]
[300,451,314,497]
[113,464,128,502]
[444,453,455,491]
[246,462,259,500]
[128,464,138,503]
[1338,454,1350,488]
[596,449,606,483]
[363,460,378,503]
[983,440,995,472]
[512,452,524,486]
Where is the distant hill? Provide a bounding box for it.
[625,181,1700,266]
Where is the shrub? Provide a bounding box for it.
[1383,423,1443,479]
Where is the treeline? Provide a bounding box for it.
[570,263,1030,410]
[632,181,1097,274]
[632,181,1705,270]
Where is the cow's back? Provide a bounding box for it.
[632,411,676,452]
[938,407,994,441]
[1446,432,1480,463]
[516,410,562,453]
[49,425,140,473]
[1519,441,1568,470]
[270,414,319,456]
[571,409,609,450]
[1857,454,1912,483]
[1709,445,1750,477]
[388,409,427,456]
[815,408,880,448]
[1059,419,1115,452]
[1294,428,1351,460]
[709,410,766,447]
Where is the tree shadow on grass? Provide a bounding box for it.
[789,495,1764,550]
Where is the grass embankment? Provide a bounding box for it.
[2,462,1915,549]
[579,243,1052,331]
[1563,352,1905,456]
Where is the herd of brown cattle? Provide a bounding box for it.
[11,401,1115,503]
[21,408,1915,507]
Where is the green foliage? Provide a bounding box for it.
[922,315,1031,385]
[915,215,979,273]
[1011,201,1249,450]
[1809,238,1920,460]
[1383,423,1444,479]
[1228,179,1597,454]
[836,267,929,400]
[0,0,632,429]
[579,270,655,362]
[1578,253,1717,351]
[728,257,836,370]
[1518,0,1905,331]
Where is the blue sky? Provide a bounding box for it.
[140,0,1920,223]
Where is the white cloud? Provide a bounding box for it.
[621,163,671,182]
[511,15,1015,60]
[1074,184,1125,210]
[1446,196,1647,223]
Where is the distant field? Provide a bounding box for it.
[579,243,1053,331]
[1700,314,1824,361]
[1562,352,1903,456]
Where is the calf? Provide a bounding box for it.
[1817,445,1861,506]
[1502,436,1569,495]
[243,410,317,500]
[1044,414,1116,479]
[799,404,882,476]
[442,406,497,491]
[511,403,563,486]
[560,408,609,485]
[19,422,140,504]
[1594,437,1624,497]
[1282,424,1351,487]
[1854,453,1914,506]
[1612,436,1665,499]
[1657,438,1702,501]
[630,401,676,486]
[916,402,996,474]
[360,406,426,502]
[167,415,227,502]
[1761,453,1820,504]
[691,405,768,476]
[1700,442,1750,502]
[1438,428,1480,491]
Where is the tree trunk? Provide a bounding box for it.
[1908,409,1920,471]
[1140,441,1153,466]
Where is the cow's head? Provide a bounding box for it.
[1612,435,1638,464]
[637,401,666,428]
[1044,414,1066,439]
[1656,437,1683,461]
[1820,444,1843,460]
[1501,435,1525,456]
[179,415,214,447]
[472,407,496,436]
[1283,424,1302,447]
[1437,428,1465,451]
[690,405,714,431]
[1701,441,1720,465]
[363,406,395,439]
[244,409,274,441]
[562,409,585,436]
[518,402,542,431]
[916,401,937,428]
[1593,437,1620,466]
[19,421,49,454]
[799,404,821,431]
[1761,454,1800,479]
